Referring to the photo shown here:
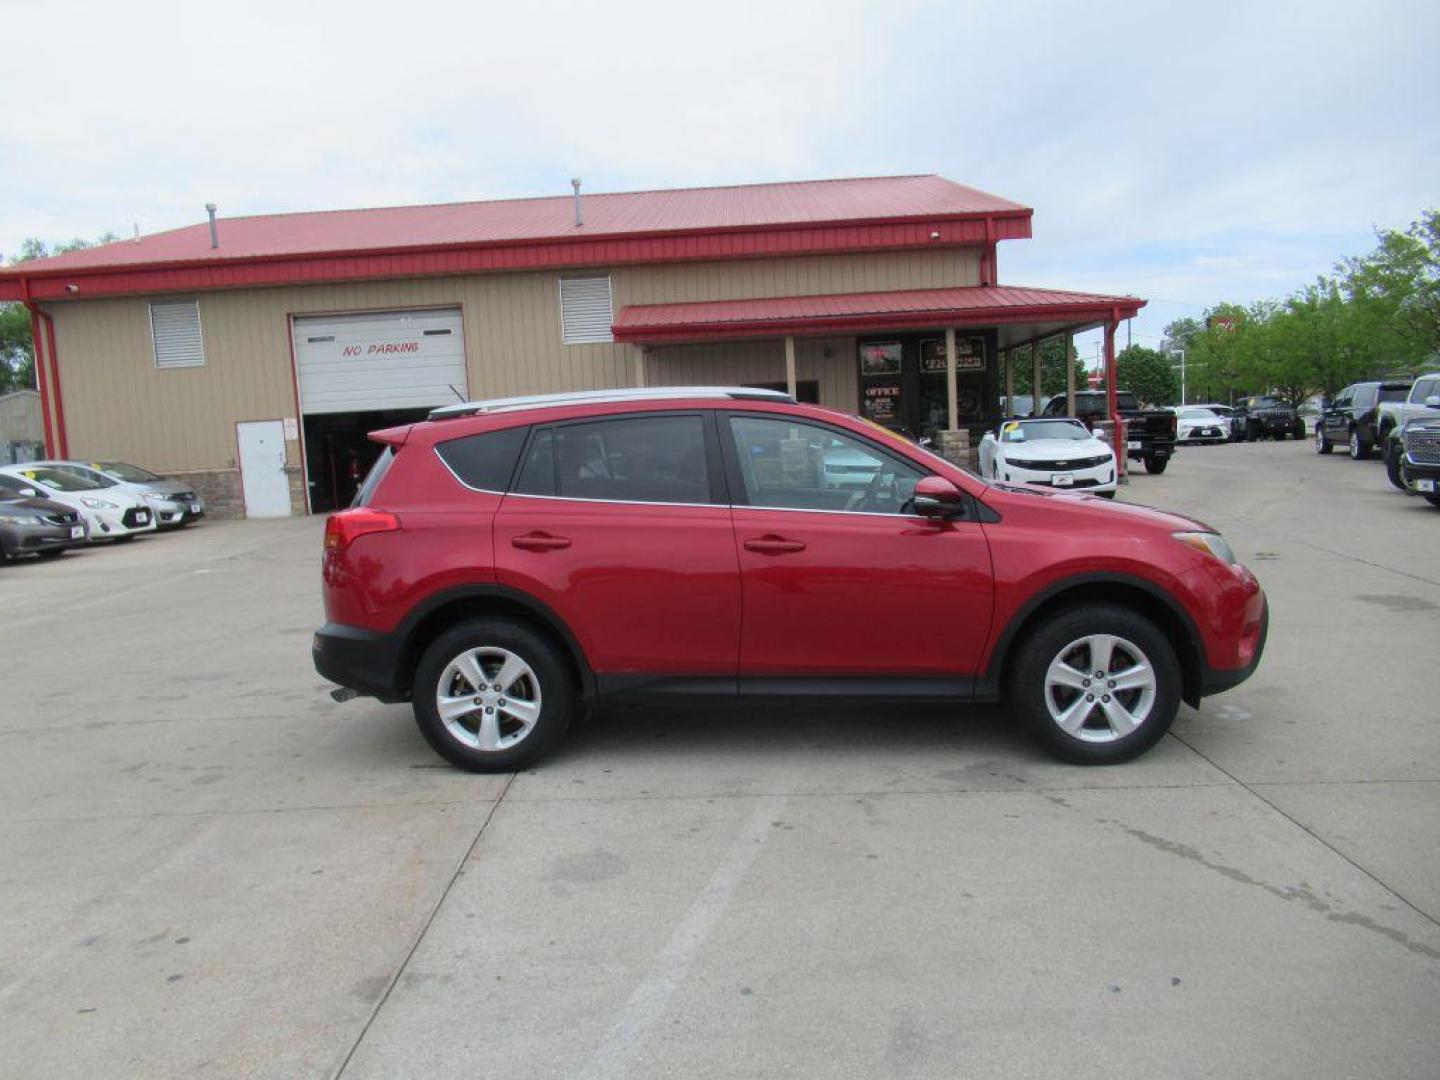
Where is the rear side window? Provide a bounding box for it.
[353,447,395,507]
[515,415,712,504]
[1378,386,1409,403]
[436,426,529,491]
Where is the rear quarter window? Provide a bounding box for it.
[353,447,395,507]
[435,426,530,491]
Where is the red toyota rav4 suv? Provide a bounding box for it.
[314,388,1266,771]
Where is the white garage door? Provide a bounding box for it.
[293,308,468,415]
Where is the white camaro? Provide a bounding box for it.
[978,418,1118,497]
[0,464,157,542]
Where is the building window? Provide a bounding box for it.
[150,299,205,368]
[559,276,614,344]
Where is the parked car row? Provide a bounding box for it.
[1311,374,1440,510]
[0,460,205,562]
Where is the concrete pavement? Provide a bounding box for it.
[1,438,1436,1079]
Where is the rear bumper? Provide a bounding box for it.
[312,622,408,701]
[1199,596,1268,697]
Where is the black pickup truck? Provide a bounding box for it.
[1043,390,1178,474]
[1234,394,1305,441]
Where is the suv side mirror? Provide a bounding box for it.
[18,486,39,498]
[913,476,965,518]
[1425,395,1440,408]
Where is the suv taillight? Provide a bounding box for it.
[324,508,400,551]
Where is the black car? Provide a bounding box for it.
[1041,390,1177,474]
[1233,395,1305,441]
[0,475,86,560]
[1316,380,1413,460]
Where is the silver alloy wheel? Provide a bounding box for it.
[1043,633,1157,744]
[1316,426,1325,452]
[435,646,542,752]
[1350,431,1360,458]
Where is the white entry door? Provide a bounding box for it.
[236,420,292,518]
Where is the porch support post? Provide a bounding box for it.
[1105,317,1123,478]
[784,335,797,398]
[1030,342,1042,416]
[1064,331,1076,417]
[1004,349,1014,412]
[634,346,648,388]
[944,326,958,431]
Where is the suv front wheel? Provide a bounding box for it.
[1010,605,1181,764]
[413,617,575,772]
[1349,429,1370,460]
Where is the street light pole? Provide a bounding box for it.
[1169,348,1187,405]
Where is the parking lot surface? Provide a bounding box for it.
[2,439,1437,1079]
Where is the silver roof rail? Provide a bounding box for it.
[427,386,794,421]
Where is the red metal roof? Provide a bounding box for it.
[3,175,1028,287]
[612,285,1146,344]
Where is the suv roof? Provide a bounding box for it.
[428,386,794,421]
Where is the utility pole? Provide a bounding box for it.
[1169,348,1187,405]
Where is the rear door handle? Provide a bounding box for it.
[511,532,571,552]
[743,535,806,555]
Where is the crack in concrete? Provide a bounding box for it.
[1120,825,1439,961]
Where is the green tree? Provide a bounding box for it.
[1007,337,1081,400]
[1115,345,1178,405]
[1340,209,1440,369]
[0,231,118,392]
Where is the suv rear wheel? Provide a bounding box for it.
[1010,605,1180,764]
[413,617,575,772]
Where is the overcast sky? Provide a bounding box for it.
[3,0,1436,362]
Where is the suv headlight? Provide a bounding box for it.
[1173,531,1236,564]
[80,497,118,510]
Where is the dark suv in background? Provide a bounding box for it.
[1317,380,1413,460]
[1233,395,1304,441]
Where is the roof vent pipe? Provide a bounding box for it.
[205,203,219,249]
[571,178,582,227]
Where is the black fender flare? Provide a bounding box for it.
[976,571,1207,707]
[393,583,598,701]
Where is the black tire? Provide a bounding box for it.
[412,617,575,772]
[1292,423,1305,440]
[1009,604,1181,765]
[1316,425,1332,455]
[1143,454,1168,474]
[112,534,136,544]
[1246,421,1261,442]
[1096,490,1117,499]
[1385,440,1406,490]
[1348,429,1370,460]
[1426,496,1440,508]
[36,548,66,559]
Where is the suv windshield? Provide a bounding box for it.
[10,466,107,492]
[1247,396,1282,408]
[95,461,162,482]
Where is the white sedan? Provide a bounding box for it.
[1176,407,1231,444]
[0,464,157,542]
[978,418,1118,497]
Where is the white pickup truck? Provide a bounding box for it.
[1380,372,1440,488]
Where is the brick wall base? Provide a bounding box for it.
[168,468,246,519]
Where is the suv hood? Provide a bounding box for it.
[989,484,1213,534]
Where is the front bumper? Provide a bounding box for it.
[1200,594,1269,697]
[0,519,85,556]
[1178,426,1226,443]
[1402,458,1440,494]
[997,458,1116,493]
[313,622,408,701]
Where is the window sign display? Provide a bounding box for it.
[859,342,902,377]
[862,383,901,423]
[919,337,986,374]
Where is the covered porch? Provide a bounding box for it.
[612,284,1146,465]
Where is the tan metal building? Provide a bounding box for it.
[0,389,45,464]
[0,175,1143,517]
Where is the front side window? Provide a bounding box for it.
[728,415,923,515]
[1413,379,1436,402]
[11,466,105,492]
[516,415,711,505]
